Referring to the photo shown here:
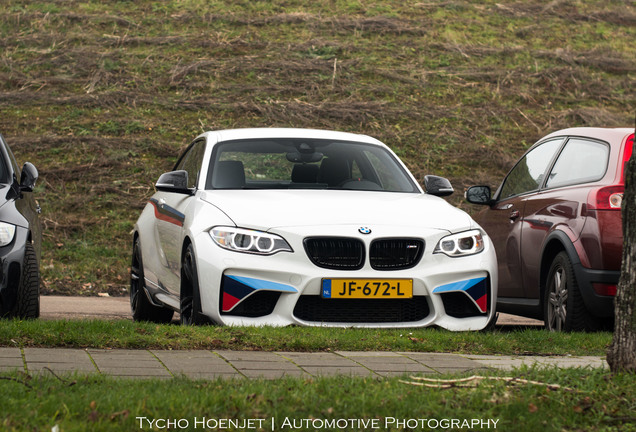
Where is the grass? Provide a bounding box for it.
[0,319,612,355]
[1,0,634,296]
[1,368,634,431]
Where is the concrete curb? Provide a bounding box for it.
[19,296,600,380]
[0,348,608,380]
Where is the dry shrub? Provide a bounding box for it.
[557,107,628,128]
[171,12,427,35]
[495,1,636,26]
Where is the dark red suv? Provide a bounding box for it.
[466,127,634,331]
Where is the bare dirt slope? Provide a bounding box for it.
[1,1,634,295]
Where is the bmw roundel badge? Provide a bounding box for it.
[358,227,372,235]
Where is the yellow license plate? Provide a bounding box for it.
[321,279,413,299]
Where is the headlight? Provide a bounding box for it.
[0,222,16,247]
[434,229,484,257]
[210,227,293,255]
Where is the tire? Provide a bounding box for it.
[180,244,209,325]
[130,237,173,323]
[543,251,599,332]
[480,312,499,332]
[13,242,40,319]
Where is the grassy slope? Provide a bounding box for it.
[0,0,634,295]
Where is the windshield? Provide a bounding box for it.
[0,135,11,185]
[206,138,418,193]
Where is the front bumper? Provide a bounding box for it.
[574,263,619,318]
[193,229,498,330]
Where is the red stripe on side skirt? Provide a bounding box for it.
[150,201,184,227]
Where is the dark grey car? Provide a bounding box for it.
[0,134,42,319]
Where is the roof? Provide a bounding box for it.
[197,128,385,146]
[541,127,634,144]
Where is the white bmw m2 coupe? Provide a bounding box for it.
[131,128,497,330]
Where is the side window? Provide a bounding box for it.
[363,150,414,192]
[499,139,563,199]
[545,138,609,188]
[351,159,363,180]
[176,140,206,189]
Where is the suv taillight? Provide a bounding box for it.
[621,134,634,184]
[589,185,624,210]
[595,133,635,210]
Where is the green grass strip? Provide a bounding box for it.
[0,367,633,431]
[0,319,611,355]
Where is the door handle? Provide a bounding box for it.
[158,198,166,206]
[509,210,520,221]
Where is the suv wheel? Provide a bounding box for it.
[543,251,599,332]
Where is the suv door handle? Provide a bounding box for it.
[509,210,520,221]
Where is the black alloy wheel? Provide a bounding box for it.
[180,244,208,325]
[130,237,173,323]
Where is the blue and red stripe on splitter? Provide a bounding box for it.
[221,275,298,312]
[432,277,489,313]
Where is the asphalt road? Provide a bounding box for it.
[40,296,544,327]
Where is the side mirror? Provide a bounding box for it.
[465,186,493,205]
[20,162,38,192]
[424,175,454,197]
[155,170,191,194]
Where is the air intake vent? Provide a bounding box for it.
[293,295,430,323]
[221,291,281,318]
[370,239,424,270]
[440,292,487,318]
[304,237,364,270]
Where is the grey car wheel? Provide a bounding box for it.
[544,251,599,332]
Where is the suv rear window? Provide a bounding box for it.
[545,138,609,189]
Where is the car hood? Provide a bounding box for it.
[200,190,474,233]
